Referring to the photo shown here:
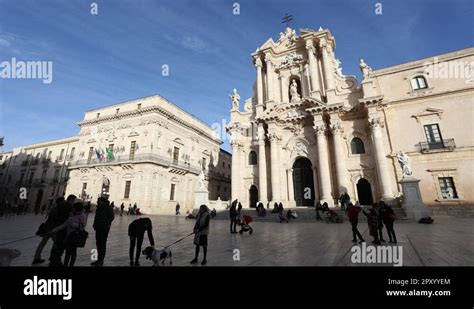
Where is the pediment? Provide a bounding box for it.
[412,108,444,122]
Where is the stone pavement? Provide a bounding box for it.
[0,213,472,267]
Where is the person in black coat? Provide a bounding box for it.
[48,195,75,266]
[91,197,114,266]
[128,217,155,266]
[229,200,238,234]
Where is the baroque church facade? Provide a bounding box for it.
[227,26,473,209]
[0,95,231,214]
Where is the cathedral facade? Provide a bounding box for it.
[227,27,473,209]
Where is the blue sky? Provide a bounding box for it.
[0,0,472,152]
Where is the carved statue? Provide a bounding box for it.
[396,151,413,177]
[359,58,372,79]
[289,79,301,102]
[229,88,240,111]
[198,170,206,190]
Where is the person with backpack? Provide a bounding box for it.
[91,197,114,266]
[50,202,88,267]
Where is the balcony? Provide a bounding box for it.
[417,139,456,153]
[70,153,202,174]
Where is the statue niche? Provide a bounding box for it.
[288,76,302,102]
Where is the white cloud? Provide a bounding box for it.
[180,36,208,52]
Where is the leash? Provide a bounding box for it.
[0,235,37,247]
[163,232,195,249]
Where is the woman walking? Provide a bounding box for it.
[190,205,210,265]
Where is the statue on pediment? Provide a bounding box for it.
[229,88,240,111]
[359,58,372,79]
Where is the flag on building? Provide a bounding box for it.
[95,148,101,159]
[106,148,114,159]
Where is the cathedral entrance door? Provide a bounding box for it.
[292,158,315,206]
[249,185,258,208]
[101,178,110,199]
[356,178,373,205]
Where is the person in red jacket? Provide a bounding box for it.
[347,203,365,244]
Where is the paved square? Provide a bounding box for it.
[0,214,473,266]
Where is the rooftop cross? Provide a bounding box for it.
[281,13,293,28]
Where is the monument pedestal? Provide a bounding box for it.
[399,176,430,220]
[194,190,209,209]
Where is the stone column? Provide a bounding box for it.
[287,168,295,203]
[230,140,241,202]
[265,54,274,102]
[257,124,268,204]
[369,117,393,200]
[314,122,333,206]
[268,132,281,202]
[319,39,335,90]
[280,72,289,103]
[330,120,349,196]
[312,165,319,204]
[306,40,321,100]
[255,57,264,115]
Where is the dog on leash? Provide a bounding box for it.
[0,248,21,266]
[142,246,172,266]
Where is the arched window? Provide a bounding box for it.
[411,76,428,90]
[248,151,257,165]
[351,138,365,154]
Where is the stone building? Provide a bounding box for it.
[227,26,473,209]
[0,94,231,214]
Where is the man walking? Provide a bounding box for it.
[347,203,364,244]
[229,199,238,234]
[91,197,114,266]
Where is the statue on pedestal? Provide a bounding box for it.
[229,88,240,111]
[289,79,300,102]
[397,151,412,177]
[359,58,372,79]
[198,170,207,190]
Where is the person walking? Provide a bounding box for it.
[49,195,76,266]
[375,202,387,242]
[128,217,155,266]
[190,205,210,265]
[229,200,238,234]
[237,201,242,214]
[347,203,364,244]
[363,206,381,245]
[382,203,397,243]
[91,197,114,266]
[32,198,62,265]
[50,202,88,267]
[120,203,125,216]
[175,203,181,216]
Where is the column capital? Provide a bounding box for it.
[267,132,281,142]
[368,117,385,131]
[255,57,263,68]
[313,124,327,136]
[305,40,315,52]
[264,53,273,63]
[330,121,344,134]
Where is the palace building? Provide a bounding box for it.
[0,95,231,214]
[227,26,473,209]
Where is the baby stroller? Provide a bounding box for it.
[237,214,253,234]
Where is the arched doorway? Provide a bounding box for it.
[293,158,315,206]
[101,178,110,199]
[356,178,373,205]
[249,185,258,208]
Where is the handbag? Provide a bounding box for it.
[68,222,88,248]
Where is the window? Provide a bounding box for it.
[69,147,75,160]
[424,124,444,149]
[53,170,59,183]
[96,113,100,118]
[87,147,94,164]
[81,183,87,198]
[411,76,428,90]
[19,172,25,184]
[170,184,176,200]
[28,170,35,184]
[129,141,136,160]
[202,157,207,171]
[137,103,142,110]
[438,177,458,199]
[124,181,131,199]
[116,108,120,114]
[351,138,365,154]
[51,186,56,196]
[217,185,220,191]
[173,147,179,164]
[58,149,65,161]
[47,151,52,160]
[248,151,257,165]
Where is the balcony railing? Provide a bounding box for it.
[70,153,202,174]
[417,139,456,153]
